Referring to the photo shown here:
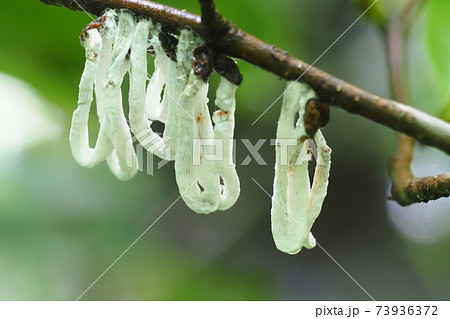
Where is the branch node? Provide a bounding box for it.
[198,0,231,44]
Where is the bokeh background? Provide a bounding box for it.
[0,0,449,300]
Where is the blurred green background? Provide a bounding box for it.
[0,0,449,300]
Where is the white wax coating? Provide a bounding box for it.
[146,60,166,121]
[159,56,181,160]
[303,232,317,249]
[102,12,137,180]
[212,78,240,210]
[129,20,173,161]
[194,80,221,204]
[146,33,169,122]
[95,10,118,121]
[69,28,115,168]
[94,26,113,121]
[175,73,220,214]
[271,81,307,254]
[173,30,221,214]
[286,155,309,254]
[302,129,331,248]
[142,30,180,160]
[271,81,331,254]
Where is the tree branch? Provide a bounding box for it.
[40,0,450,154]
[198,0,229,40]
[386,0,450,205]
[389,135,450,205]
[403,173,450,203]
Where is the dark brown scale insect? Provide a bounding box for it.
[159,30,178,62]
[80,13,107,41]
[304,98,330,138]
[193,46,213,82]
[316,101,330,127]
[211,53,243,86]
[147,45,156,56]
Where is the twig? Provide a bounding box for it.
[403,173,450,203]
[198,0,229,41]
[389,135,450,204]
[386,0,450,205]
[40,0,450,154]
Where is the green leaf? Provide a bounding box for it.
[438,98,450,121]
[349,0,387,27]
[425,0,450,104]
[349,0,407,28]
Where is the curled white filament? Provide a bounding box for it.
[213,78,240,210]
[128,19,173,161]
[71,11,241,214]
[271,81,331,254]
[70,28,114,169]
[103,12,138,181]
[69,12,138,181]
[174,30,221,214]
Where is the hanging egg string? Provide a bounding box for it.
[193,48,242,210]
[70,11,138,181]
[271,81,332,254]
[150,26,243,213]
[70,10,243,214]
[173,30,242,214]
[131,21,178,161]
[102,13,140,181]
[70,10,332,254]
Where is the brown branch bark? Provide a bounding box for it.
[404,173,450,202]
[198,0,229,41]
[389,134,450,205]
[40,0,450,155]
[386,0,450,205]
